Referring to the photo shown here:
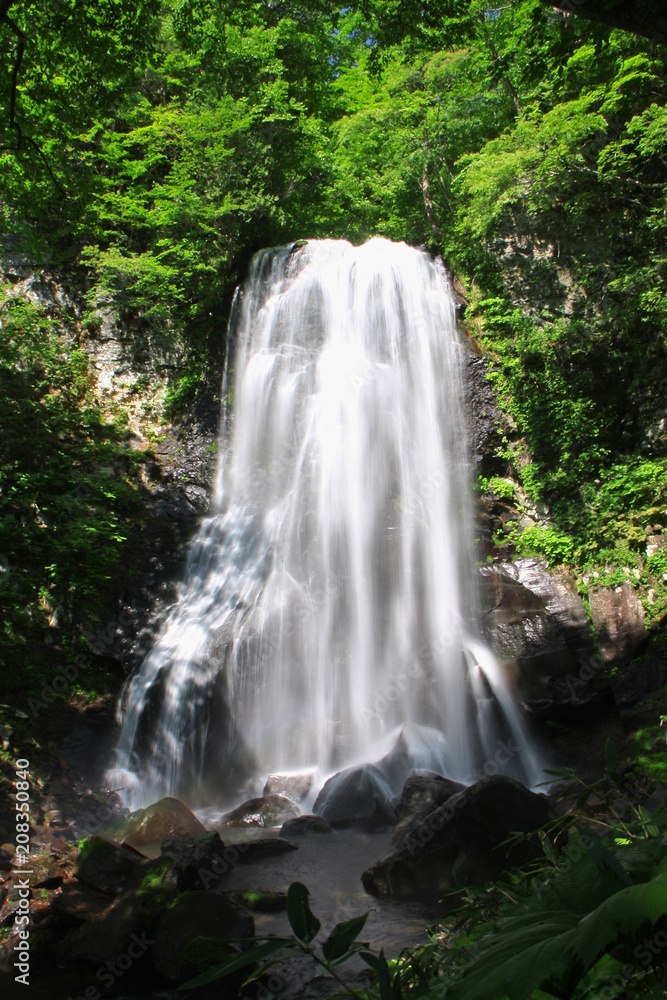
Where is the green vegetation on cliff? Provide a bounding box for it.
[0,294,147,682]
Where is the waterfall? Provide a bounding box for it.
[110,239,542,809]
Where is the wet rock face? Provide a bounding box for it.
[313,765,397,830]
[477,557,664,726]
[218,794,301,829]
[479,558,603,718]
[462,348,513,475]
[609,652,667,728]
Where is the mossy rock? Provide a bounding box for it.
[182,935,236,972]
[133,855,181,911]
[75,835,147,895]
[228,890,287,912]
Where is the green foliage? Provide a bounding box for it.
[178,880,371,996]
[2,1,354,358]
[385,766,667,1000]
[0,0,161,245]
[647,550,667,579]
[476,476,516,501]
[515,525,577,567]
[0,292,147,682]
[163,371,203,420]
[439,858,667,999]
[631,709,667,786]
[286,881,321,944]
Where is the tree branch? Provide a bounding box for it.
[1,0,25,149]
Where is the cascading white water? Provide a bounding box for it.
[110,239,542,809]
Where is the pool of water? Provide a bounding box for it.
[220,827,441,954]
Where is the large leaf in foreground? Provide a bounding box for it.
[287,881,321,944]
[322,911,370,962]
[441,855,667,1000]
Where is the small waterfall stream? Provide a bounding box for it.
[110,239,542,809]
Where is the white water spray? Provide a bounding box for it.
[110,239,542,808]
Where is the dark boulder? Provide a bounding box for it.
[56,890,149,966]
[159,831,227,890]
[313,764,395,830]
[362,774,553,899]
[50,880,111,924]
[75,835,147,895]
[392,772,465,847]
[280,814,333,837]
[149,890,254,983]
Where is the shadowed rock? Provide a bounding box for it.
[392,771,465,847]
[362,774,553,899]
[313,764,396,830]
[75,836,147,895]
[150,891,254,982]
[280,814,333,837]
[160,831,227,890]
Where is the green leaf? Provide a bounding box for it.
[322,912,370,962]
[378,948,391,1000]
[286,882,321,944]
[177,938,292,990]
[445,858,667,1000]
[586,835,633,887]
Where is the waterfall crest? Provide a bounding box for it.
[110,239,542,808]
